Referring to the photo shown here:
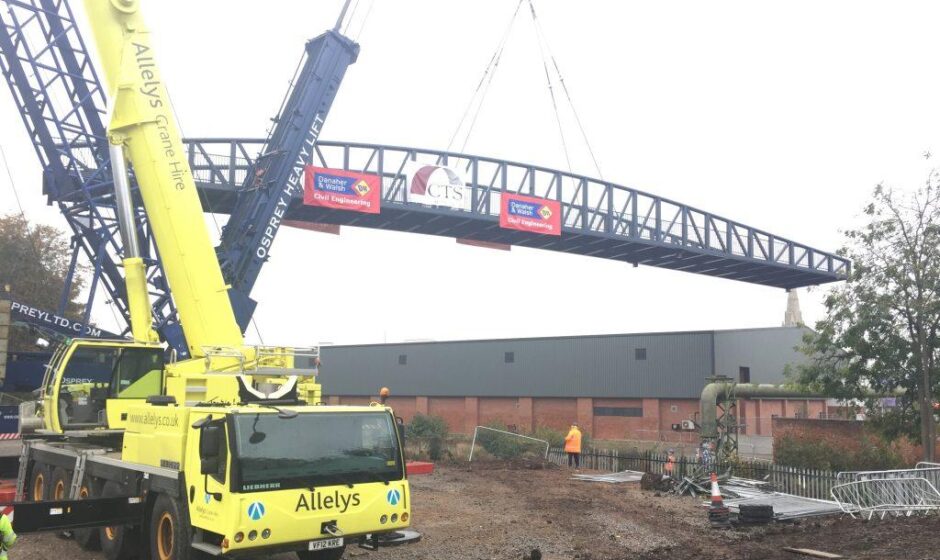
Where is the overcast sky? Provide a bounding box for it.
[1,1,939,348]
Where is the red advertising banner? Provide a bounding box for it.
[499,192,561,236]
[303,166,381,214]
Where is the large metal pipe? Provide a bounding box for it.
[699,381,904,439]
[699,382,827,439]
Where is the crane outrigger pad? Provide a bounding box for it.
[2,496,144,533]
[359,530,422,550]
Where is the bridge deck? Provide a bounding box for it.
[186,139,849,290]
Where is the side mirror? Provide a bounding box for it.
[396,416,406,452]
[199,424,223,476]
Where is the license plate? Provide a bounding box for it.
[309,537,343,551]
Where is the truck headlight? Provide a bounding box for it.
[380,515,388,524]
[234,532,244,543]
[391,513,398,523]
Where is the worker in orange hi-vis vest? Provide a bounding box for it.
[564,423,582,470]
[665,449,677,477]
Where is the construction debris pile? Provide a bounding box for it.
[573,465,845,524]
[722,481,842,522]
[674,472,842,523]
[569,461,940,523]
[640,472,674,491]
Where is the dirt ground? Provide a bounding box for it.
[14,463,940,560]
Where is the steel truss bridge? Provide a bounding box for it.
[186,138,849,290]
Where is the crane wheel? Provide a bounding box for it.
[50,467,70,501]
[149,493,193,560]
[74,477,103,550]
[100,480,140,560]
[296,545,347,560]
[28,462,50,502]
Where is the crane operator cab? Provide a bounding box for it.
[184,405,410,556]
[36,339,164,433]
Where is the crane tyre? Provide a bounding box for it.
[50,466,70,501]
[74,476,103,550]
[150,493,194,560]
[100,480,140,560]
[28,461,50,502]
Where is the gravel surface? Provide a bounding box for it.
[13,463,940,559]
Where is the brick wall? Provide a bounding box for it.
[478,397,518,428]
[658,399,700,442]
[772,417,932,464]
[773,417,865,441]
[591,398,646,440]
[427,397,465,433]
[326,393,829,442]
[532,398,578,432]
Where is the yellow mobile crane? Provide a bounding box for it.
[12,1,412,559]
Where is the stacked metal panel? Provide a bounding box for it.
[570,470,645,483]
[721,482,843,521]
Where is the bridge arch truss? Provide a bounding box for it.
[188,138,849,289]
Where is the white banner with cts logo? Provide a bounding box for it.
[405,162,471,211]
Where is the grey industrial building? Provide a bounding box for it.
[319,326,822,441]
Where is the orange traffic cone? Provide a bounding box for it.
[710,473,724,508]
[708,472,730,527]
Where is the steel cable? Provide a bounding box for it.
[529,0,574,181]
[527,0,604,180]
[446,0,524,153]
[352,0,375,42]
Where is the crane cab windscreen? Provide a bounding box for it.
[230,411,404,492]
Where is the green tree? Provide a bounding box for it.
[406,414,449,460]
[792,175,940,460]
[0,214,86,351]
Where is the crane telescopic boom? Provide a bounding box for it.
[83,0,242,357]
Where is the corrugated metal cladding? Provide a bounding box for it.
[318,327,811,399]
[714,327,811,385]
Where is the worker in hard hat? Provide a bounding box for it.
[0,511,16,560]
[564,422,582,470]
